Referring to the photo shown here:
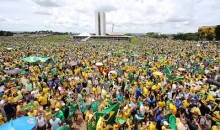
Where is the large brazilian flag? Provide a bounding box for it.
[20,103,37,111]
[22,56,50,63]
[96,103,120,125]
[164,66,184,82]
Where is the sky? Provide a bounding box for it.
[0,0,219,34]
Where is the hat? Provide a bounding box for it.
[163,121,169,126]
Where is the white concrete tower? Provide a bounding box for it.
[95,12,106,36]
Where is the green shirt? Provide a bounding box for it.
[26,83,33,91]
[91,102,98,112]
[55,111,65,122]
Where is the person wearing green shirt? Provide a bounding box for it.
[90,100,98,113]
[169,114,176,130]
[57,122,70,130]
[55,108,65,122]
[26,81,33,92]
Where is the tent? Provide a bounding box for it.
[0,116,36,130]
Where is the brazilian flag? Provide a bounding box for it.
[96,103,120,124]
[164,66,172,80]
[21,103,37,111]
[174,76,185,82]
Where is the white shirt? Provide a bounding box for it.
[140,104,145,114]
[50,118,61,130]
[37,116,46,127]
[168,91,172,99]
[0,85,4,93]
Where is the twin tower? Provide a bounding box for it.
[95,12,106,36]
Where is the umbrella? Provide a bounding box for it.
[7,48,13,50]
[22,57,40,63]
[178,68,186,71]
[95,62,103,66]
[123,58,128,62]
[6,68,21,75]
[153,71,163,76]
[108,70,117,79]
[0,116,36,130]
[131,52,138,57]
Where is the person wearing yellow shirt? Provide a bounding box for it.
[38,93,48,108]
[169,102,177,115]
[0,114,5,126]
[140,122,148,130]
[182,99,190,109]
[158,100,166,108]
[44,107,52,121]
[27,109,38,117]
[149,121,156,130]
[42,86,50,95]
[49,97,56,109]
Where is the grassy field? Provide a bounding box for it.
[42,35,71,41]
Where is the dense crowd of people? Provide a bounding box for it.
[0,36,220,130]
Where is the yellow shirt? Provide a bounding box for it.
[0,114,4,126]
[45,111,52,121]
[158,101,166,108]
[169,103,177,115]
[49,99,56,109]
[27,110,38,117]
[85,111,92,122]
[211,126,219,130]
[149,122,156,130]
[38,95,48,105]
[43,88,49,94]
[182,100,190,109]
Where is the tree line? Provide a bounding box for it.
[146,25,220,41]
[0,30,13,36]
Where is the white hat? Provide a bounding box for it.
[163,121,169,126]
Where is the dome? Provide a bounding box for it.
[78,32,91,37]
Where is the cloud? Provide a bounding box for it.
[33,6,53,15]
[0,0,219,33]
[32,0,61,7]
[0,16,7,22]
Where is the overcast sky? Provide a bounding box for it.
[0,0,219,34]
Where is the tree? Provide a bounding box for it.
[215,25,220,40]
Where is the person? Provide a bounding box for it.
[36,112,46,130]
[199,114,212,130]
[57,122,70,130]
[162,121,171,130]
[54,108,65,122]
[49,115,61,130]
[177,118,189,130]
[156,112,164,130]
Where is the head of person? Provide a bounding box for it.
[61,122,67,129]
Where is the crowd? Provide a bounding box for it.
[0,36,220,130]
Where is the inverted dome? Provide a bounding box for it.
[78,32,91,37]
